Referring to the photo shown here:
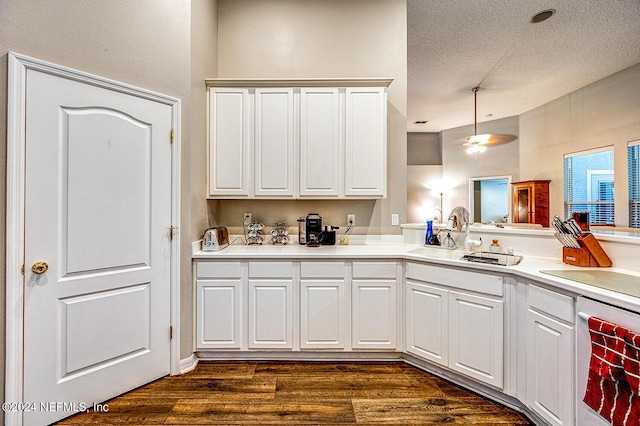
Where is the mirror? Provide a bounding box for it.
[469,176,511,223]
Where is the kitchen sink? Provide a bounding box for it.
[460,251,523,266]
[406,246,464,259]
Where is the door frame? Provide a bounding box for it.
[5,52,181,425]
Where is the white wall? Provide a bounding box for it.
[0,1,212,396]
[214,0,407,234]
[520,63,640,226]
[440,116,520,218]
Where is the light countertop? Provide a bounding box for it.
[193,241,640,314]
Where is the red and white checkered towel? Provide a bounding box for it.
[583,316,640,426]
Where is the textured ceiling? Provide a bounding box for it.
[407,0,640,133]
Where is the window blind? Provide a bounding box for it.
[563,148,614,225]
[629,142,640,228]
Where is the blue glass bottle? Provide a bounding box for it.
[425,220,433,245]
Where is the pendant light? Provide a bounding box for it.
[463,87,517,157]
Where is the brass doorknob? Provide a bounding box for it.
[31,262,49,275]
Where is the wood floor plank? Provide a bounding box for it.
[55,397,177,425]
[275,376,444,399]
[164,399,356,424]
[58,361,532,425]
[183,361,257,379]
[124,377,277,400]
[352,397,531,424]
[255,361,404,378]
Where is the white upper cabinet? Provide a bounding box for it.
[206,78,391,199]
[299,88,341,197]
[254,88,295,197]
[208,88,250,197]
[345,87,387,197]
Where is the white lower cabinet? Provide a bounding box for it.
[300,280,346,349]
[448,290,503,388]
[351,261,398,349]
[300,261,346,349]
[352,280,397,349]
[196,279,243,349]
[404,262,504,389]
[248,279,293,349]
[247,261,294,349]
[525,284,575,426]
[405,281,448,364]
[195,261,244,349]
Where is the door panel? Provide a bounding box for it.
[248,280,293,349]
[23,68,172,425]
[63,108,150,274]
[61,284,150,376]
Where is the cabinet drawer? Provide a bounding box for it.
[353,261,397,279]
[528,284,574,323]
[249,261,293,278]
[197,261,242,279]
[405,262,503,297]
[301,261,345,278]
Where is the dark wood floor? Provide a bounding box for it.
[58,361,532,425]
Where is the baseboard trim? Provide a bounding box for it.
[179,354,198,374]
[196,351,403,362]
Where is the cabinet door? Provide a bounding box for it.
[345,87,386,197]
[448,291,504,388]
[208,88,250,197]
[404,281,448,365]
[196,280,243,349]
[300,280,346,349]
[299,88,341,197]
[254,89,294,197]
[248,280,293,349]
[352,280,397,349]
[526,309,574,426]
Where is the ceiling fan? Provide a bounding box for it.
[463,87,517,155]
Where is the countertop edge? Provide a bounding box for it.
[192,244,640,313]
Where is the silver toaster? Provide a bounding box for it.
[202,226,229,251]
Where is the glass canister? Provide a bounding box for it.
[297,217,306,245]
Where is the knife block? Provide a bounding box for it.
[562,233,612,267]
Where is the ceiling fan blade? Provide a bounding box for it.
[463,133,517,147]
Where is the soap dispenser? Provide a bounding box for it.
[442,232,456,249]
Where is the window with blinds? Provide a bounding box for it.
[563,147,614,225]
[629,140,640,228]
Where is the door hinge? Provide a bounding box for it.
[170,326,173,339]
[21,264,25,276]
[170,128,175,143]
[169,226,178,241]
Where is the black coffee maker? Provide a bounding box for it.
[305,213,323,246]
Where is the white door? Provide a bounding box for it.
[248,280,293,349]
[196,280,243,349]
[404,281,448,365]
[254,88,295,197]
[22,67,174,425]
[352,280,397,349]
[300,280,346,349]
[527,309,574,426]
[299,88,341,197]
[448,290,504,388]
[345,87,386,197]
[208,88,250,197]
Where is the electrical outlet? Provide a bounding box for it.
[347,214,355,227]
[391,213,399,226]
[243,212,252,224]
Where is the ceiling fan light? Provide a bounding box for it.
[466,134,491,144]
[466,143,487,154]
